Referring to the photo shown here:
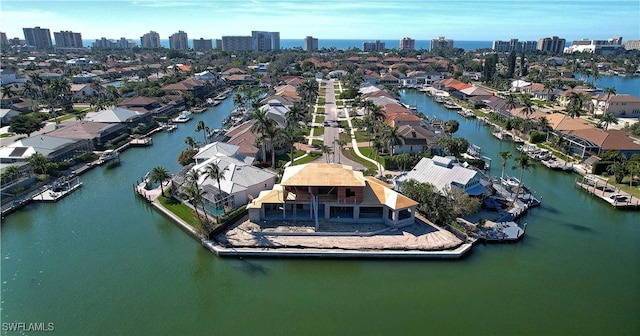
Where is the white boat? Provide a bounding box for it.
[493,130,513,141]
[172,111,192,123]
[162,123,177,132]
[501,176,521,188]
[97,150,119,165]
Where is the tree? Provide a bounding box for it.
[195,120,207,144]
[334,138,347,164]
[599,112,618,130]
[511,154,534,206]
[626,161,640,187]
[178,148,199,166]
[285,104,306,127]
[498,151,513,180]
[250,109,275,163]
[607,161,626,184]
[321,144,333,163]
[505,93,519,113]
[507,51,516,78]
[297,79,320,115]
[185,169,210,225]
[21,81,40,111]
[604,87,616,101]
[1,84,18,109]
[537,116,551,132]
[149,166,171,197]
[436,137,469,157]
[203,161,229,213]
[277,125,304,166]
[184,136,197,149]
[9,114,45,137]
[381,126,404,155]
[519,94,535,119]
[443,119,459,135]
[27,153,48,175]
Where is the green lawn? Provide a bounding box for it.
[315,115,325,123]
[358,146,378,160]
[318,97,326,105]
[157,195,202,231]
[276,149,306,165]
[313,126,325,136]
[316,107,325,114]
[341,147,378,170]
[606,176,640,199]
[294,151,322,165]
[336,100,344,106]
[353,131,370,143]
[311,139,323,147]
[0,133,15,138]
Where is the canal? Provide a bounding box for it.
[1,85,639,335]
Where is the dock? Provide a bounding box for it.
[32,177,83,202]
[575,175,640,209]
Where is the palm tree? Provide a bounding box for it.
[21,81,40,112]
[334,138,347,164]
[249,109,274,163]
[184,136,197,149]
[505,93,519,114]
[203,161,229,213]
[27,153,48,175]
[321,144,333,163]
[604,87,616,100]
[185,169,210,224]
[381,126,404,155]
[369,104,385,122]
[511,154,534,206]
[626,161,640,188]
[149,166,171,197]
[233,93,245,112]
[297,79,319,115]
[195,120,207,144]
[519,94,535,119]
[285,104,306,128]
[599,112,618,130]
[498,151,513,180]
[537,116,551,132]
[277,125,304,166]
[1,84,17,109]
[443,119,460,136]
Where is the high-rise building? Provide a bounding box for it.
[304,36,318,51]
[221,36,253,51]
[54,31,83,48]
[140,31,161,48]
[624,40,640,51]
[399,37,415,50]
[565,37,624,55]
[91,37,135,49]
[215,39,223,50]
[193,38,213,51]
[430,36,454,51]
[537,36,566,54]
[252,31,280,51]
[0,32,8,46]
[23,26,52,49]
[492,39,537,53]
[169,31,189,50]
[363,40,385,51]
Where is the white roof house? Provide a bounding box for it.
[85,107,147,124]
[189,156,277,208]
[395,156,487,196]
[193,141,254,165]
[259,99,289,128]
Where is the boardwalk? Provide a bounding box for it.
[576,176,640,209]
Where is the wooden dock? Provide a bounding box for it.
[576,175,640,209]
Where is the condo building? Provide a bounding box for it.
[624,40,640,51]
[92,37,135,49]
[430,36,453,51]
[193,38,213,51]
[537,36,566,55]
[399,37,415,50]
[0,32,8,46]
[140,31,161,48]
[252,31,280,51]
[363,40,385,51]
[492,39,537,53]
[54,31,83,48]
[221,36,253,51]
[23,26,52,49]
[169,31,189,50]
[304,36,318,51]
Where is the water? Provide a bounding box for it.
[575,74,640,96]
[2,85,639,335]
[83,39,492,51]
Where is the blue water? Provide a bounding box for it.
[575,74,640,96]
[83,39,492,51]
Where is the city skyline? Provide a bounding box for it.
[0,0,638,42]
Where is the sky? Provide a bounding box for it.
[0,0,638,42]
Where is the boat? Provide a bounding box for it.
[97,149,119,165]
[162,123,177,132]
[457,108,476,118]
[501,175,521,188]
[213,94,227,101]
[172,111,192,123]
[493,130,513,141]
[206,98,215,104]
[541,157,573,171]
[191,107,207,113]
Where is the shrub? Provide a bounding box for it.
[592,161,614,175]
[529,131,547,144]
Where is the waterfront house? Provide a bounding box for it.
[84,107,152,129]
[222,120,262,160]
[394,156,488,197]
[46,121,129,150]
[173,156,277,212]
[247,163,418,227]
[162,79,208,98]
[117,96,173,116]
[193,141,254,165]
[2,135,91,163]
[591,94,640,118]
